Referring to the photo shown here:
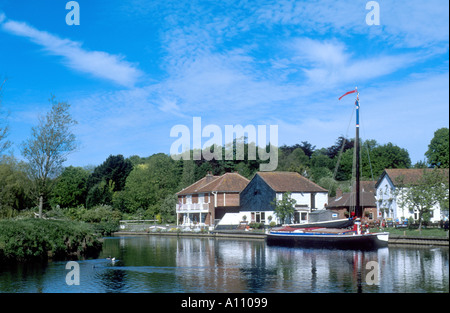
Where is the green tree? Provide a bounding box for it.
[120,163,152,213]
[160,194,177,223]
[286,148,310,173]
[88,154,132,192]
[121,153,179,215]
[277,147,310,175]
[178,159,196,190]
[0,156,33,217]
[21,96,77,218]
[86,154,133,208]
[310,149,334,182]
[271,192,297,224]
[425,128,449,168]
[367,142,411,177]
[327,136,354,159]
[50,166,90,208]
[336,140,411,181]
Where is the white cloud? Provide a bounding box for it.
[289,38,419,87]
[0,16,143,87]
[157,97,188,118]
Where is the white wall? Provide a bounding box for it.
[376,176,443,222]
[276,192,328,209]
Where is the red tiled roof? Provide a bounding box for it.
[379,168,449,187]
[257,171,327,193]
[360,180,376,193]
[177,172,250,195]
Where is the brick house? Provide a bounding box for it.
[326,181,378,223]
[176,172,250,227]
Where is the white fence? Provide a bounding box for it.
[176,203,210,212]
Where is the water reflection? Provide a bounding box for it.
[172,237,392,293]
[0,236,448,293]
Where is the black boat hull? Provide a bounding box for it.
[266,232,389,250]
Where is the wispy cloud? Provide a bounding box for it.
[289,38,419,87]
[254,0,449,48]
[0,15,143,87]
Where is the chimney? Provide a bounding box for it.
[205,172,214,183]
[336,188,343,198]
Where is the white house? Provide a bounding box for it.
[375,168,449,223]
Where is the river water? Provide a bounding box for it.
[0,235,448,293]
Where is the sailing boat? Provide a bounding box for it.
[267,88,389,250]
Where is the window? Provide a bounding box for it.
[251,212,266,224]
[301,212,308,222]
[310,193,316,209]
[293,212,308,224]
[258,212,265,223]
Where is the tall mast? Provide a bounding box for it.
[338,87,362,218]
[354,89,361,218]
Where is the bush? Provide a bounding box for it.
[249,222,263,229]
[93,220,120,236]
[48,205,122,235]
[0,218,102,263]
[79,204,121,223]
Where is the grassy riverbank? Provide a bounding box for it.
[371,227,449,238]
[0,219,103,263]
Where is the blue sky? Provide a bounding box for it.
[0,0,448,168]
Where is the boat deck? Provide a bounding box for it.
[274,226,356,235]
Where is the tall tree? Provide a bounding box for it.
[86,154,133,208]
[88,154,133,192]
[327,136,354,159]
[21,96,77,218]
[425,128,449,168]
[299,141,316,158]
